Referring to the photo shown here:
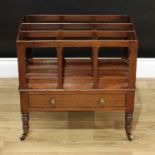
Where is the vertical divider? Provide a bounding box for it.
[128,41,138,88]
[92,47,99,89]
[57,47,63,89]
[17,46,27,89]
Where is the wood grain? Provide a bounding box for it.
[16,15,138,141]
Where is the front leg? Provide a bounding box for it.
[20,113,29,141]
[125,112,133,141]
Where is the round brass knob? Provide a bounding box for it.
[98,97,105,105]
[50,98,56,105]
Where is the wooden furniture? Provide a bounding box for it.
[16,15,138,141]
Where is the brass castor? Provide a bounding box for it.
[20,113,29,141]
[20,133,28,141]
[125,112,133,141]
[126,132,133,141]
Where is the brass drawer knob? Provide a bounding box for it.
[50,98,56,105]
[98,97,105,105]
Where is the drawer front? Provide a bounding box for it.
[29,93,126,108]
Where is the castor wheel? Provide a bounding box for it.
[20,133,28,141]
[125,112,133,141]
[20,113,29,141]
[126,133,133,141]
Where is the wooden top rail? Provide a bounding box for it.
[20,30,135,40]
[21,23,133,30]
[17,15,138,47]
[24,15,131,23]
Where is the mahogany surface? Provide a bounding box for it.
[16,15,138,141]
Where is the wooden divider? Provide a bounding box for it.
[16,15,138,90]
[57,47,63,88]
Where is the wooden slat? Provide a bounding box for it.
[17,40,132,47]
[27,83,129,89]
[29,107,125,112]
[92,47,99,88]
[24,15,130,23]
[21,23,133,31]
[25,58,129,90]
[27,77,128,84]
[57,47,63,88]
[20,30,135,40]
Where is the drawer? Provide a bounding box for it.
[29,93,126,108]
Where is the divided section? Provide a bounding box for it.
[26,58,129,89]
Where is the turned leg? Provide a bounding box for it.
[20,113,29,141]
[125,112,133,141]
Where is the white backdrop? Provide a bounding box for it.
[0,58,155,78]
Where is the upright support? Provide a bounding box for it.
[17,46,27,88]
[128,41,138,88]
[92,47,99,88]
[57,47,63,89]
[124,41,138,141]
[17,46,29,140]
[124,41,138,140]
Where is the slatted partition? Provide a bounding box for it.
[17,15,138,90]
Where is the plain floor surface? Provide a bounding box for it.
[0,78,155,155]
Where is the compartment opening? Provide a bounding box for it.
[99,47,129,59]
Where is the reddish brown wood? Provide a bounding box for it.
[29,93,126,108]
[57,47,63,88]
[29,107,126,112]
[19,92,29,141]
[16,14,138,141]
[128,41,138,88]
[92,47,99,88]
[17,46,27,88]
[20,30,135,39]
